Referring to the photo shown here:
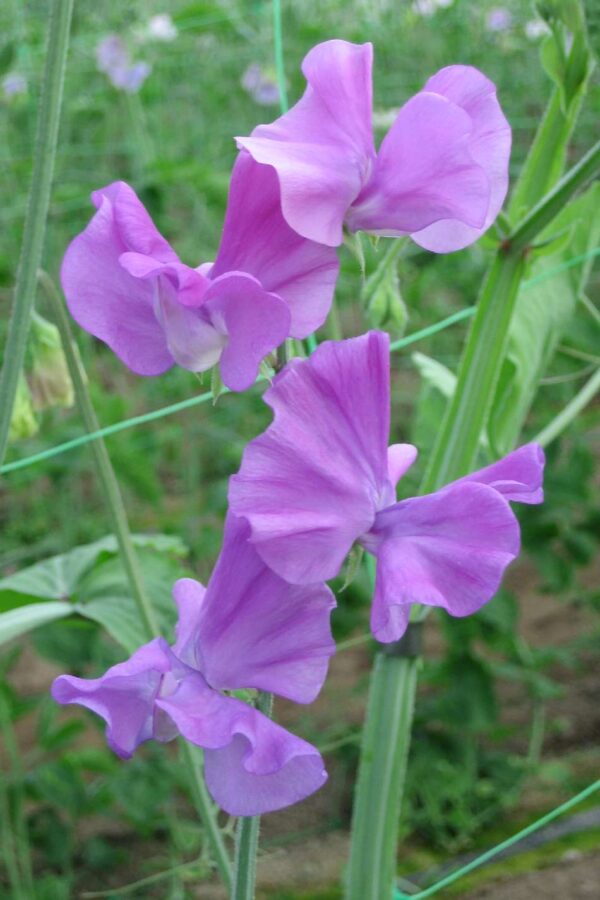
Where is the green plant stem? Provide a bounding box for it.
[232,691,273,900]
[348,141,600,900]
[0,0,73,466]
[180,742,234,892]
[41,272,160,640]
[509,32,590,218]
[346,654,418,900]
[534,366,600,446]
[41,272,233,890]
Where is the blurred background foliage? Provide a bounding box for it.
[1,0,599,897]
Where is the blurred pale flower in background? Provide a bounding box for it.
[95,34,151,93]
[525,18,551,40]
[486,7,513,32]
[2,72,27,99]
[412,0,454,16]
[241,63,280,106]
[146,13,178,42]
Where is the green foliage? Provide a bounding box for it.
[489,181,600,455]
[0,533,188,650]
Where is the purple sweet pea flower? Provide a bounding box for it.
[52,515,335,816]
[61,154,338,391]
[236,39,511,252]
[229,331,544,643]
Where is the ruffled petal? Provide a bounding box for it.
[209,153,339,338]
[196,515,336,703]
[457,443,545,504]
[236,40,374,246]
[61,185,174,375]
[410,66,511,252]
[229,331,391,583]
[51,638,172,758]
[158,679,327,815]
[153,279,226,373]
[348,91,490,238]
[367,483,520,642]
[203,272,291,392]
[91,181,178,263]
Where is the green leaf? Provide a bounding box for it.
[0,601,72,645]
[75,549,186,653]
[412,352,456,399]
[489,181,600,455]
[0,533,187,612]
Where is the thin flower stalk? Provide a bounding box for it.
[0,0,74,466]
[41,273,233,891]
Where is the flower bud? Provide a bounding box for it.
[9,376,38,442]
[27,313,74,411]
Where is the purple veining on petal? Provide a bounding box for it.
[237,39,511,251]
[61,165,335,390]
[231,331,544,642]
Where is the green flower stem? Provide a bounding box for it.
[346,654,418,900]
[41,272,160,640]
[233,691,273,900]
[347,141,600,899]
[41,273,233,891]
[533,366,600,446]
[180,742,234,892]
[272,0,288,112]
[0,0,74,466]
[509,30,591,218]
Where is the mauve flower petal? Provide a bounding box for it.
[237,40,374,246]
[209,153,339,337]
[195,515,336,703]
[159,678,327,815]
[203,273,290,391]
[154,279,226,374]
[172,578,206,668]
[348,91,490,237]
[61,188,174,376]
[91,182,177,263]
[410,66,511,252]
[229,331,391,583]
[388,444,418,488]
[369,482,520,642]
[457,443,545,504]
[51,639,172,758]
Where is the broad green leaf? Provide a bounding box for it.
[489,182,600,455]
[0,602,72,646]
[75,550,187,654]
[0,533,186,612]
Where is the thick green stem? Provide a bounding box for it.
[232,691,273,900]
[347,139,600,899]
[0,0,73,466]
[346,654,418,900]
[42,273,233,890]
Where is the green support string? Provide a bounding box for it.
[2,243,597,478]
[394,778,600,899]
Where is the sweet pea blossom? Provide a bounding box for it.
[95,35,152,93]
[229,332,545,643]
[61,153,338,391]
[236,39,511,252]
[52,516,335,815]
